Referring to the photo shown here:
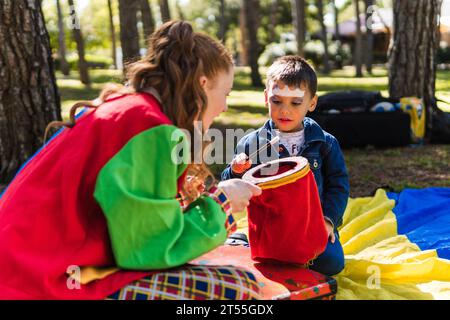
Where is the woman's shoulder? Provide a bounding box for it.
[96,92,172,128]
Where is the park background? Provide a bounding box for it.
[1,0,450,197]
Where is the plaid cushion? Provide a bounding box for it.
[108,266,261,300]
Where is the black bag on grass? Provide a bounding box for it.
[310,90,410,148]
[431,99,450,143]
[309,112,411,148]
[316,90,389,113]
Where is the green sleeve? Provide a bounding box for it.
[93,125,227,270]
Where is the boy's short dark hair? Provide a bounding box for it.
[266,56,317,97]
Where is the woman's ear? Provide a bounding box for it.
[308,94,318,112]
[199,75,208,89]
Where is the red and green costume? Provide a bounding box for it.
[0,92,229,299]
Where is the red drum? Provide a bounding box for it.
[242,157,328,265]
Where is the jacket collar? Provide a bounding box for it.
[264,117,326,144]
[141,87,163,104]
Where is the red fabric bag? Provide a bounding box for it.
[243,157,328,264]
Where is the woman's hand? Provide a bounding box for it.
[325,219,335,244]
[180,175,206,204]
[231,153,252,174]
[218,179,262,213]
[186,175,205,194]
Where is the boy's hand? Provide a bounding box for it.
[231,153,252,174]
[325,220,335,244]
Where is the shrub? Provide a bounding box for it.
[258,33,351,69]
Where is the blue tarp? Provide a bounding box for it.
[387,188,450,260]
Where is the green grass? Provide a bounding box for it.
[56,69,123,118]
[56,67,450,197]
[57,66,450,117]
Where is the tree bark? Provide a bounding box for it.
[389,0,443,137]
[268,0,278,43]
[0,0,61,184]
[354,0,363,77]
[217,0,227,42]
[242,0,263,87]
[68,0,90,85]
[332,0,341,45]
[175,0,185,21]
[159,0,171,22]
[365,0,374,74]
[332,0,343,69]
[291,0,306,56]
[118,0,141,66]
[317,0,331,74]
[239,5,249,66]
[140,0,155,41]
[108,0,118,69]
[56,0,70,75]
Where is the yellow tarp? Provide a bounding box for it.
[235,189,450,300]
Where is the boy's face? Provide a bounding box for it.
[265,80,318,132]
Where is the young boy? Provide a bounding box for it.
[221,56,349,276]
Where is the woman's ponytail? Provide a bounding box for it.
[45,20,233,201]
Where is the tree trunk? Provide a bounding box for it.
[268,0,278,43]
[175,0,185,20]
[332,0,341,45]
[159,0,171,22]
[118,0,141,66]
[217,0,227,42]
[0,0,61,184]
[108,0,118,69]
[389,0,443,137]
[354,0,363,77]
[56,0,70,75]
[376,6,392,54]
[365,0,374,74]
[317,0,331,74]
[242,0,263,87]
[239,6,249,66]
[291,0,306,56]
[140,0,155,41]
[68,0,90,85]
[332,0,343,69]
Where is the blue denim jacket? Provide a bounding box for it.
[221,117,350,229]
